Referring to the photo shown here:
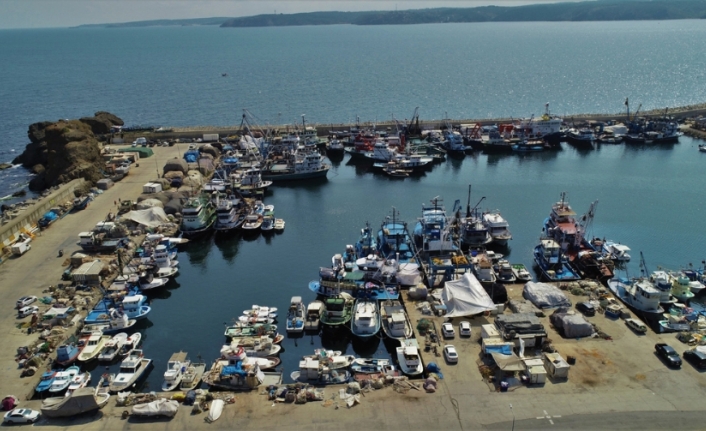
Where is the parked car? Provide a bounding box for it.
[683,349,706,369]
[575,302,596,317]
[443,345,458,364]
[18,306,39,318]
[15,296,37,309]
[655,343,682,368]
[625,318,647,334]
[459,321,471,337]
[133,137,147,147]
[441,322,455,338]
[3,408,40,424]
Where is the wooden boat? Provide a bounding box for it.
[180,362,206,391]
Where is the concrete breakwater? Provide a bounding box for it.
[113,103,706,142]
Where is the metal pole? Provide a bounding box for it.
[509,404,515,431]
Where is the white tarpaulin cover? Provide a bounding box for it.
[121,207,170,228]
[131,398,179,417]
[523,281,572,309]
[490,352,526,371]
[441,273,496,318]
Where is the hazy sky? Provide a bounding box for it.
[0,0,574,29]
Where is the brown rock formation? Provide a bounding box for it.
[14,113,123,191]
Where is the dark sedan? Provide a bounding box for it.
[683,349,706,369]
[655,343,682,368]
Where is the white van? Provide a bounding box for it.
[132,137,147,147]
[625,318,647,334]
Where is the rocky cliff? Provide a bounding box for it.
[13,112,124,191]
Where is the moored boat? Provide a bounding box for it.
[162,351,190,392]
[180,195,216,236]
[350,298,381,339]
[180,362,206,391]
[396,342,423,376]
[285,296,305,333]
[380,300,413,340]
[109,349,153,393]
[98,333,128,362]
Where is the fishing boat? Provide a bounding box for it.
[36,370,58,394]
[213,197,246,232]
[285,296,305,333]
[380,300,413,340]
[180,195,216,236]
[202,360,282,391]
[564,127,595,148]
[482,210,512,246]
[261,148,330,181]
[413,197,456,256]
[380,161,411,178]
[238,167,272,197]
[66,372,91,396]
[350,298,380,339]
[396,342,423,376]
[180,362,207,391]
[650,269,678,307]
[320,293,354,330]
[304,301,324,332]
[274,218,285,231]
[231,336,282,357]
[511,263,533,283]
[512,139,547,152]
[607,277,664,316]
[49,366,80,393]
[118,333,142,358]
[162,352,190,391]
[82,309,137,335]
[224,323,278,341]
[457,186,493,248]
[77,332,110,362]
[494,260,517,284]
[109,350,153,393]
[219,346,281,370]
[533,238,581,282]
[120,294,150,321]
[377,207,417,263]
[291,357,351,385]
[351,358,390,374]
[601,241,632,262]
[671,273,695,303]
[98,333,128,362]
[241,213,263,231]
[55,344,81,367]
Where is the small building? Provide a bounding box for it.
[523,358,547,384]
[71,260,104,286]
[543,352,570,379]
[494,313,547,348]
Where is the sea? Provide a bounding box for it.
[2,20,706,391]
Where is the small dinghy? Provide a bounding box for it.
[206,399,224,423]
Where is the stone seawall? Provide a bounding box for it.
[0,178,86,248]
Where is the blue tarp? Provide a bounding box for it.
[426,362,444,379]
[221,362,247,377]
[184,150,199,163]
[42,211,58,221]
[485,344,513,355]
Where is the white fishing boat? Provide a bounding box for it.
[291,357,351,385]
[350,298,380,339]
[118,332,142,358]
[286,296,305,333]
[380,300,413,340]
[109,349,153,393]
[180,362,206,391]
[77,332,110,362]
[162,351,190,392]
[274,218,286,231]
[98,332,128,362]
[49,366,80,393]
[231,335,282,357]
[66,372,91,396]
[482,210,512,246]
[607,277,664,316]
[304,300,323,332]
[396,343,423,376]
[602,241,632,262]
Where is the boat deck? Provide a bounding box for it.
[168,351,188,363]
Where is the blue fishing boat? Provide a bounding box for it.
[120,294,151,320]
[533,238,581,282]
[413,196,456,257]
[35,370,58,393]
[355,221,377,258]
[55,344,81,367]
[377,207,417,264]
[308,275,399,301]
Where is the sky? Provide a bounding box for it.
[0,0,578,29]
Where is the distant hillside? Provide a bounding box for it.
[75,17,232,28]
[75,0,706,29]
[221,0,706,27]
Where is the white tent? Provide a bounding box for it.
[441,272,496,318]
[120,207,170,228]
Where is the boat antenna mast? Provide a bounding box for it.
[639,251,649,278]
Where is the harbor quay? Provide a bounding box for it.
[3,142,706,430]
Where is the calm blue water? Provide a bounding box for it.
[2,22,706,390]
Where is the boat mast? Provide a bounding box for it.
[639,251,649,278]
[466,184,472,218]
